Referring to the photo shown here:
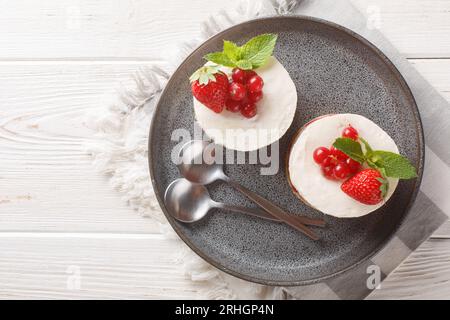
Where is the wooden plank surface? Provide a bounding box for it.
[0,234,208,299]
[352,0,450,58]
[0,0,237,60]
[0,63,159,233]
[0,0,448,59]
[0,0,449,299]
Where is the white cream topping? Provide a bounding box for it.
[193,56,297,151]
[288,114,399,218]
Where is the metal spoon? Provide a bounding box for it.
[177,140,322,240]
[165,178,279,223]
[165,178,325,226]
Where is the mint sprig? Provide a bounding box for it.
[359,137,373,155]
[333,138,365,163]
[332,137,417,179]
[202,52,235,68]
[204,34,278,70]
[223,41,240,61]
[239,34,278,68]
[369,150,417,179]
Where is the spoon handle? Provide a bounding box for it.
[218,203,325,227]
[224,179,320,240]
[217,203,281,222]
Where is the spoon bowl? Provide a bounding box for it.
[164,178,212,223]
[177,140,225,185]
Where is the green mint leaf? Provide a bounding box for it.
[240,33,278,68]
[378,167,387,178]
[370,150,418,179]
[366,159,377,169]
[202,34,278,70]
[223,40,241,62]
[235,59,252,70]
[204,52,236,68]
[332,138,366,163]
[359,137,373,157]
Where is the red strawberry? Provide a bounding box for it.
[341,169,388,205]
[190,65,229,113]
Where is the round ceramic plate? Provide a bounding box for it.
[148,16,424,286]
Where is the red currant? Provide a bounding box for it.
[231,68,246,83]
[248,90,263,103]
[342,125,358,140]
[229,82,247,101]
[330,146,348,161]
[246,75,264,93]
[240,101,257,118]
[225,99,241,112]
[345,158,361,174]
[322,165,337,180]
[333,161,351,179]
[321,156,334,168]
[313,147,330,164]
[244,70,257,82]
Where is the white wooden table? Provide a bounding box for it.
[0,0,449,299]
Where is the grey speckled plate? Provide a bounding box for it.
[148,16,424,286]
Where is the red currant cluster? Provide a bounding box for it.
[225,68,264,118]
[312,125,361,180]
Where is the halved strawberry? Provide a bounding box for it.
[341,169,388,205]
[190,65,229,113]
